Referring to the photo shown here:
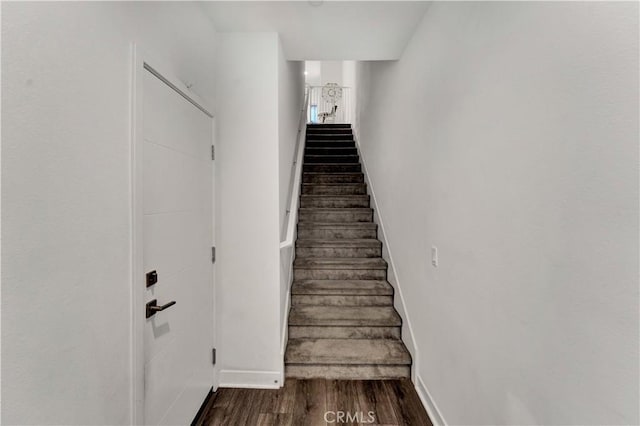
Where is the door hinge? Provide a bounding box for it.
[211,145,215,160]
[211,246,216,264]
[212,348,216,365]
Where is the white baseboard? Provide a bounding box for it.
[416,375,447,426]
[353,131,420,381]
[280,248,294,356]
[279,245,295,386]
[279,275,291,386]
[218,369,281,389]
[280,287,291,355]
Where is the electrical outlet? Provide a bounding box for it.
[431,246,438,267]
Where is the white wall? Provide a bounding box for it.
[355,2,639,425]
[1,2,217,425]
[278,40,305,349]
[342,61,356,90]
[320,61,343,86]
[305,61,321,87]
[306,61,344,87]
[214,32,282,388]
[202,1,431,61]
[279,44,304,238]
[342,61,357,128]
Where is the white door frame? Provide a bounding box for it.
[130,44,215,425]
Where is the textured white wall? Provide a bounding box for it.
[1,2,217,424]
[214,32,282,387]
[355,2,639,425]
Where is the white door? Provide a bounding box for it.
[142,68,214,425]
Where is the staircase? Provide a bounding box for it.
[284,123,412,379]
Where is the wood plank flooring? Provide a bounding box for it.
[194,379,432,426]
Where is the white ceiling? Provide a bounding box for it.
[202,1,431,60]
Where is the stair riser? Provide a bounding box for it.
[291,294,392,306]
[307,136,353,142]
[296,246,381,258]
[294,269,386,280]
[306,129,352,135]
[307,124,351,129]
[300,196,370,208]
[305,155,359,163]
[298,211,373,223]
[285,365,410,380]
[305,148,358,156]
[297,227,377,239]
[306,140,354,145]
[303,164,361,173]
[292,281,393,296]
[301,185,366,195]
[288,326,400,339]
[302,174,364,184]
[306,134,354,140]
[306,141,356,148]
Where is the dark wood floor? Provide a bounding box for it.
[194,378,432,426]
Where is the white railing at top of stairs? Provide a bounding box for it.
[280,86,310,249]
[307,85,353,125]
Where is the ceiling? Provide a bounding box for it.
[201,1,431,60]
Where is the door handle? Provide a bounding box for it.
[146,299,176,319]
